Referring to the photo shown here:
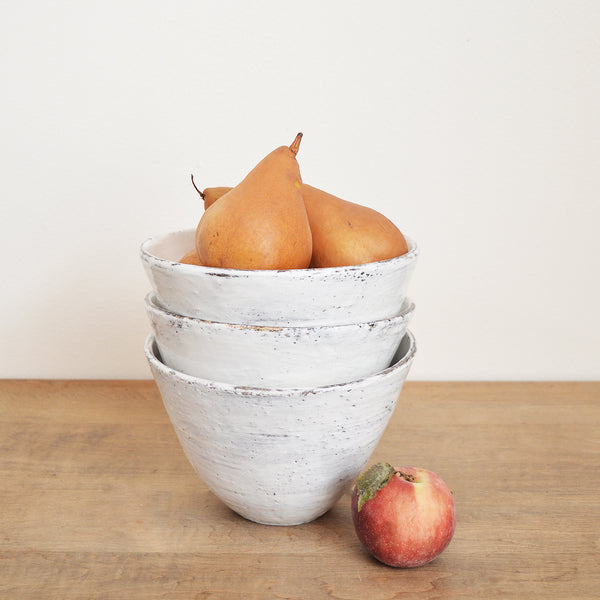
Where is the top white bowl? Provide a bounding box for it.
[141,229,418,326]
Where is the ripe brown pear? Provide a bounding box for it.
[301,184,408,267]
[179,248,203,265]
[196,185,231,209]
[194,133,312,270]
[190,175,233,212]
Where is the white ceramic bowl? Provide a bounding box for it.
[140,229,418,326]
[144,291,414,387]
[145,330,416,526]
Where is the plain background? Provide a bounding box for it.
[1,1,599,380]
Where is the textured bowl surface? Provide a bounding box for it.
[140,229,418,326]
[145,291,414,387]
[145,330,416,526]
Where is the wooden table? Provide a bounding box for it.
[1,380,598,599]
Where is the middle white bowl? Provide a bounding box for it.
[145,292,414,388]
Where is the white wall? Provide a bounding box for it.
[1,1,599,380]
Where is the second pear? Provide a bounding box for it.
[301,184,408,268]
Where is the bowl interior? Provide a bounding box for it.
[144,229,196,262]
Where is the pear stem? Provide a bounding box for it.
[190,174,204,199]
[289,132,303,156]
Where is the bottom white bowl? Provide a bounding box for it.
[145,330,416,526]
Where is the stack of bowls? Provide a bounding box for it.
[141,228,419,526]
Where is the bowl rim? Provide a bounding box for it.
[140,228,419,277]
[144,290,415,331]
[145,329,416,396]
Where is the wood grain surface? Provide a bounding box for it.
[1,380,598,599]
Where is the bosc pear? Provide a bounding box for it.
[194,181,408,268]
[194,133,312,270]
[301,184,408,268]
[190,175,233,212]
[178,248,203,266]
[193,185,231,209]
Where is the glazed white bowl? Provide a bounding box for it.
[140,229,418,326]
[145,330,416,526]
[144,291,414,387]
